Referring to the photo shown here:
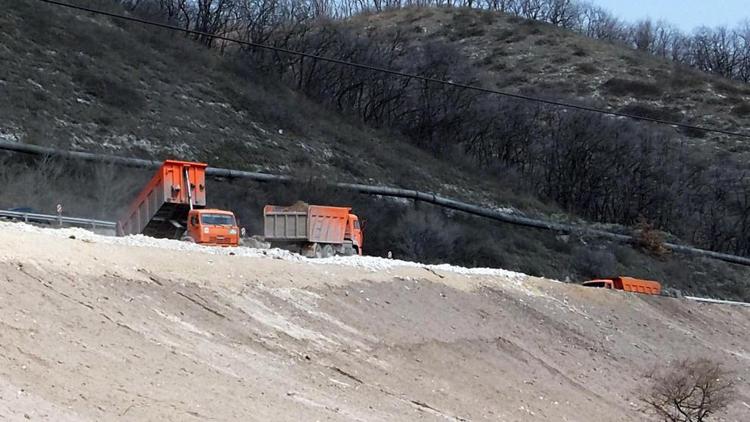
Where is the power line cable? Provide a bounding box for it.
[35,0,750,138]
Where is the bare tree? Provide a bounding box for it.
[642,358,736,422]
[545,0,579,29]
[632,19,655,51]
[737,21,750,82]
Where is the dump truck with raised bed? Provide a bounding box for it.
[582,276,661,295]
[117,160,240,247]
[263,202,363,257]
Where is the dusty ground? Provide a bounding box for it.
[0,223,748,421]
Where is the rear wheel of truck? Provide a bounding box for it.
[306,243,323,258]
[322,244,334,258]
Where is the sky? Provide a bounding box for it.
[592,0,749,32]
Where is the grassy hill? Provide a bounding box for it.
[1,1,750,300]
[347,7,750,153]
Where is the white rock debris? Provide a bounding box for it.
[0,221,527,279]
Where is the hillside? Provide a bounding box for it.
[348,7,750,153]
[0,221,748,421]
[3,0,750,301]
[0,1,503,203]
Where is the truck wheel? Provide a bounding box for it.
[322,245,334,258]
[181,235,195,243]
[306,243,323,258]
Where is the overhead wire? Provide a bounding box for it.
[35,0,750,139]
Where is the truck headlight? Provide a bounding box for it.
[229,229,237,235]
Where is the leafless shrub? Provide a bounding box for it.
[602,78,663,98]
[574,247,616,278]
[574,62,598,75]
[732,102,750,117]
[635,218,669,258]
[391,210,460,262]
[0,155,144,219]
[642,358,736,422]
[619,103,682,122]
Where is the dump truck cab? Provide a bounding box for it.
[582,279,615,289]
[184,208,240,247]
[346,213,363,255]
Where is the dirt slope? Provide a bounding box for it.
[0,222,748,421]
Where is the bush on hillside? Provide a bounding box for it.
[72,70,144,112]
[603,78,663,98]
[574,247,617,278]
[635,219,669,258]
[574,62,599,75]
[732,102,750,117]
[619,103,682,121]
[571,44,588,57]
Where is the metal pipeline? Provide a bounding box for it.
[3,140,750,266]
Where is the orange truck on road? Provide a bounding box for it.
[117,160,240,247]
[582,277,662,295]
[263,203,363,257]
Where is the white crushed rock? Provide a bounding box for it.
[314,255,526,280]
[0,130,21,143]
[0,221,527,279]
[494,206,521,215]
[26,78,44,90]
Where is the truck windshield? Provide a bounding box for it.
[200,214,235,226]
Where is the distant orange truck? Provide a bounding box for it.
[582,277,662,295]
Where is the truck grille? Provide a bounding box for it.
[209,236,233,244]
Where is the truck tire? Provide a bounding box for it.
[181,235,196,243]
[307,243,323,258]
[322,244,334,258]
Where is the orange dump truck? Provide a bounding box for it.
[117,160,240,246]
[582,276,662,295]
[263,203,363,257]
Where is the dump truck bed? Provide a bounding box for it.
[264,204,351,244]
[582,277,662,295]
[615,277,662,295]
[117,160,207,238]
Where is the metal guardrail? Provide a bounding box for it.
[0,210,116,230]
